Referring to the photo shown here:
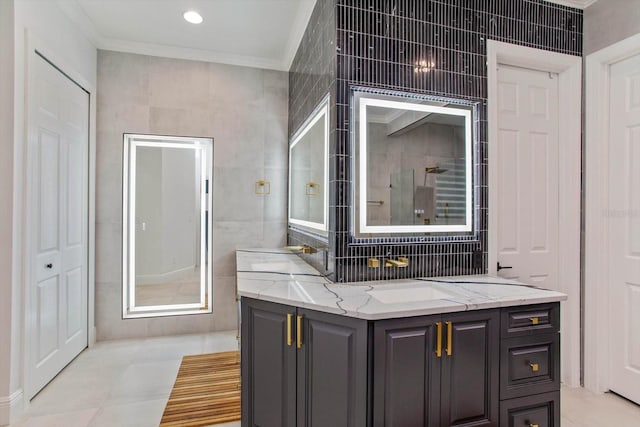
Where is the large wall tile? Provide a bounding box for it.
[212,167,265,222]
[148,107,212,136]
[148,57,210,110]
[97,51,150,107]
[96,52,288,340]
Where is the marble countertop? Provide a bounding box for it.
[236,249,567,320]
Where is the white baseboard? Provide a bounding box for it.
[0,390,24,426]
[89,325,97,347]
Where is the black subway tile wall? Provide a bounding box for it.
[288,0,337,277]
[288,0,583,282]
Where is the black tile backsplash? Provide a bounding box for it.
[288,0,583,282]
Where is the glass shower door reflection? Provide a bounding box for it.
[390,169,415,226]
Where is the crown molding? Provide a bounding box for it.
[545,0,599,8]
[99,39,285,70]
[284,1,317,70]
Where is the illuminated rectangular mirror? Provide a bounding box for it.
[288,95,329,236]
[122,134,213,318]
[354,90,474,236]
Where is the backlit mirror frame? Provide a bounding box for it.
[353,89,475,236]
[122,133,213,318]
[288,95,330,236]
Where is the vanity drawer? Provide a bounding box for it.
[501,303,559,338]
[500,334,560,399]
[499,391,559,427]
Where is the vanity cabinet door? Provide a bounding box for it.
[241,298,297,427]
[441,310,500,427]
[372,316,441,427]
[296,308,368,427]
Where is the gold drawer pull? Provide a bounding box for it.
[286,313,293,346]
[529,317,539,325]
[435,322,443,358]
[445,321,453,356]
[297,315,303,349]
[530,363,540,372]
[530,424,539,427]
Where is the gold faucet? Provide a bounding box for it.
[385,257,409,268]
[284,244,316,254]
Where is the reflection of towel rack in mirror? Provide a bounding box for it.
[305,182,319,196]
[367,200,384,205]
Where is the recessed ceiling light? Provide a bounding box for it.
[183,10,203,24]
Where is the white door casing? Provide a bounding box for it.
[494,65,560,290]
[25,52,89,400]
[488,40,582,387]
[585,33,640,396]
[606,52,640,404]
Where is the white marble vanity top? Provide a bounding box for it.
[236,249,567,320]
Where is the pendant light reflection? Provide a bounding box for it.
[415,60,435,73]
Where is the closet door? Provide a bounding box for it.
[27,52,89,399]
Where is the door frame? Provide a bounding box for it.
[487,40,582,387]
[21,31,96,402]
[584,32,640,395]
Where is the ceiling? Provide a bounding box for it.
[56,0,317,71]
[56,0,596,72]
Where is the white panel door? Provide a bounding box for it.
[495,65,559,289]
[27,53,89,399]
[608,52,640,405]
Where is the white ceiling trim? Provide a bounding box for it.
[56,0,316,71]
[284,1,317,70]
[545,0,598,9]
[99,38,284,70]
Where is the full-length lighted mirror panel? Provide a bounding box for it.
[354,90,474,236]
[288,95,330,236]
[122,134,213,318]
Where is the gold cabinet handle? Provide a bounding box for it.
[445,321,453,356]
[530,424,539,427]
[286,313,293,346]
[435,322,443,358]
[530,363,539,372]
[529,317,539,325]
[297,315,303,349]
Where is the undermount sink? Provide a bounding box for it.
[367,286,454,304]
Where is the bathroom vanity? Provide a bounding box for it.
[237,249,566,427]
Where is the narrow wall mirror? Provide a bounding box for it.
[353,90,475,236]
[288,95,330,236]
[122,134,213,318]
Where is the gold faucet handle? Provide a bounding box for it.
[385,259,408,268]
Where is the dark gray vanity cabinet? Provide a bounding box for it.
[373,309,500,427]
[242,297,560,427]
[241,298,296,427]
[241,298,368,427]
[372,315,442,426]
[499,303,561,427]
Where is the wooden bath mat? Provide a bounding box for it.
[160,351,241,427]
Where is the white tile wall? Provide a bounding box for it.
[95,51,289,340]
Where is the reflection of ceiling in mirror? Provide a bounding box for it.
[367,106,465,138]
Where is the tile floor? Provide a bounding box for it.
[8,330,640,427]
